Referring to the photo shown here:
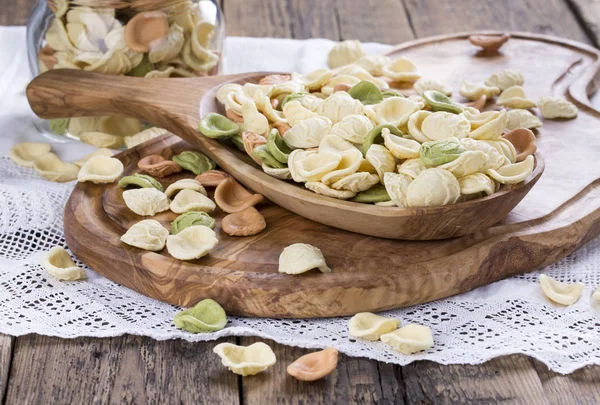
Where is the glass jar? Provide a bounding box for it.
[27,0,225,144]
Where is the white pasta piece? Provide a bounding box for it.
[166,225,218,261]
[216,83,244,115]
[46,18,73,53]
[213,342,277,376]
[41,246,86,281]
[279,243,331,274]
[78,155,124,183]
[120,219,169,251]
[291,93,325,112]
[406,168,460,207]
[258,96,287,123]
[372,97,421,127]
[348,312,400,340]
[365,144,396,184]
[506,109,543,130]
[459,81,500,101]
[496,86,536,109]
[241,83,274,103]
[165,179,207,198]
[327,40,365,68]
[122,188,170,216]
[462,109,498,130]
[288,149,317,182]
[382,128,420,159]
[537,96,578,119]
[468,109,508,140]
[439,150,487,177]
[270,81,306,98]
[413,78,452,96]
[262,165,291,180]
[316,92,364,124]
[487,155,534,184]
[9,142,52,168]
[397,158,428,179]
[68,116,141,139]
[283,100,318,127]
[539,274,584,306]
[485,138,517,163]
[331,172,380,193]
[124,127,169,149]
[330,114,375,144]
[283,116,332,149]
[148,23,184,63]
[321,149,363,185]
[321,75,362,96]
[170,189,216,213]
[380,324,434,354]
[318,134,359,155]
[336,65,390,90]
[78,131,123,149]
[295,152,342,182]
[242,100,270,136]
[291,68,334,91]
[407,110,432,143]
[382,57,421,82]
[461,138,507,171]
[33,153,80,182]
[421,112,471,141]
[383,172,412,207]
[352,54,391,76]
[459,173,496,195]
[181,22,219,73]
[74,148,114,167]
[305,181,356,199]
[593,286,600,303]
[484,69,525,90]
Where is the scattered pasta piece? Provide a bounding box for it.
[506,109,542,130]
[164,178,207,198]
[538,96,578,119]
[497,86,536,109]
[170,189,216,213]
[327,40,364,68]
[380,324,434,354]
[137,154,182,178]
[349,312,400,340]
[74,148,114,167]
[174,299,227,333]
[221,207,266,236]
[593,287,600,303]
[33,152,80,182]
[459,81,500,101]
[9,143,51,167]
[287,347,339,381]
[279,243,331,275]
[166,225,218,261]
[122,188,170,216]
[41,246,86,281]
[485,69,524,90]
[539,274,584,306]
[120,219,169,251]
[78,155,124,183]
[213,342,276,376]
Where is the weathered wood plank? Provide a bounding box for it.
[0,0,37,25]
[566,0,600,47]
[223,0,339,40]
[402,0,592,44]
[5,335,239,404]
[240,337,404,405]
[532,359,600,405]
[334,0,415,44]
[401,355,550,405]
[0,334,14,404]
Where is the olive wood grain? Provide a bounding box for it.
[60,32,600,317]
[27,53,540,240]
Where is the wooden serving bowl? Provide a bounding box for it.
[26,69,543,240]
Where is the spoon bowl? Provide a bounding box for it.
[26,69,544,240]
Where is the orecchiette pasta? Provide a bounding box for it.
[283,116,332,149]
[383,172,412,207]
[382,57,421,82]
[174,298,227,333]
[278,243,331,274]
[77,155,124,183]
[348,312,400,340]
[327,40,364,68]
[487,155,534,184]
[120,219,169,251]
[330,114,375,144]
[33,152,80,182]
[365,144,396,184]
[496,86,536,109]
[9,142,52,168]
[166,225,218,261]
[421,111,470,141]
[459,81,500,101]
[537,96,578,119]
[170,189,216,213]
[352,54,391,76]
[164,178,207,198]
[539,274,584,306]
[305,181,356,199]
[124,127,169,149]
[382,128,420,159]
[484,69,524,90]
[468,109,508,140]
[459,173,496,195]
[315,91,364,123]
[41,246,87,281]
[406,168,460,207]
[414,78,452,96]
[371,97,421,127]
[122,188,170,216]
[506,109,543,130]
[380,324,434,354]
[213,342,276,376]
[74,148,114,167]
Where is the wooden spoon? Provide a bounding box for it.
[26,69,544,240]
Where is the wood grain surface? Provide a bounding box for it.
[55,33,599,318]
[2,0,600,403]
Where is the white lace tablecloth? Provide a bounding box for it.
[1,26,599,374]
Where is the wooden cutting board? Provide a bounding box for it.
[64,32,600,318]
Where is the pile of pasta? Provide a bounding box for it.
[203,40,576,208]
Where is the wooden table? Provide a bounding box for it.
[2,0,600,403]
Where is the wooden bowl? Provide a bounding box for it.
[26,69,543,240]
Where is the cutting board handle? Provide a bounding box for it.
[26,69,205,123]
